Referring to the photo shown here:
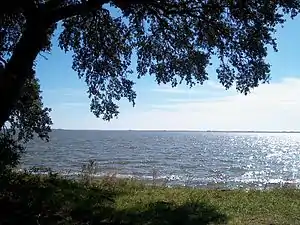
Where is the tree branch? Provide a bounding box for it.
[0,56,7,67]
[49,0,109,22]
[48,0,159,23]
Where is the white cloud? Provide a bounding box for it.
[119,77,300,131]
[152,80,227,94]
[58,102,87,108]
[49,77,300,131]
[152,86,193,94]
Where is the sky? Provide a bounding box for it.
[35,12,300,131]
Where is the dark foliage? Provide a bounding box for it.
[0,172,116,224]
[7,70,52,143]
[0,8,53,169]
[0,67,52,171]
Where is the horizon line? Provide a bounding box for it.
[51,129,300,133]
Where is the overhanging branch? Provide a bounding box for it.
[49,0,159,23]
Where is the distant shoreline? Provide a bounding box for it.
[53,129,300,133]
[203,130,300,133]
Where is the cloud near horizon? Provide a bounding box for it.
[47,77,300,131]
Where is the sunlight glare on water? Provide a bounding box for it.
[23,131,300,189]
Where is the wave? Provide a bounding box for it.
[16,168,300,189]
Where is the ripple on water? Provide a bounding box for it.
[23,130,300,189]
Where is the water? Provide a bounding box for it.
[22,130,300,189]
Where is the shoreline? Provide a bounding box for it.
[16,167,300,190]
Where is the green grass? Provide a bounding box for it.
[1,171,300,225]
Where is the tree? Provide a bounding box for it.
[1,47,52,170]
[0,64,52,171]
[0,58,52,170]
[1,0,300,129]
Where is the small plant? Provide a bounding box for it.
[28,166,53,174]
[152,168,159,186]
[184,173,195,187]
[101,171,118,188]
[80,159,98,185]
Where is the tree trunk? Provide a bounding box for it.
[0,19,50,129]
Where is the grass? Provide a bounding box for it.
[1,170,300,225]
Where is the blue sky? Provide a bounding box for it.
[36,13,300,131]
